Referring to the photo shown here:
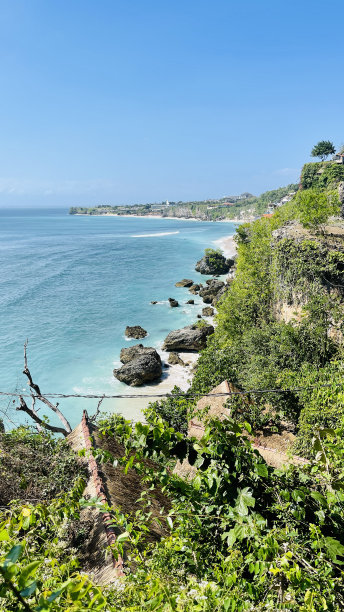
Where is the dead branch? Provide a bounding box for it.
[16,396,68,436]
[22,340,72,435]
[89,395,105,423]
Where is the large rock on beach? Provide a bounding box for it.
[125,325,148,339]
[114,344,162,386]
[202,306,214,316]
[175,279,194,287]
[168,352,185,366]
[195,252,234,275]
[163,323,214,352]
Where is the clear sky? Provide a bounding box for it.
[0,0,343,207]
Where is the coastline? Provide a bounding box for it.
[73,212,253,224]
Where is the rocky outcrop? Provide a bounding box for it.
[189,284,200,294]
[163,323,214,352]
[151,301,157,305]
[199,279,225,304]
[339,182,344,217]
[202,306,214,316]
[168,298,179,307]
[195,252,234,275]
[114,344,162,386]
[175,279,194,287]
[186,299,194,304]
[168,352,185,366]
[125,325,147,339]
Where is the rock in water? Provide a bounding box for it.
[119,344,157,364]
[151,300,158,304]
[168,298,179,307]
[125,325,148,339]
[114,345,162,386]
[186,299,194,304]
[188,284,200,294]
[175,279,194,287]
[202,306,214,316]
[195,251,234,275]
[168,352,185,366]
[199,279,225,304]
[163,323,214,351]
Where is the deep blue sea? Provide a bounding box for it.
[0,209,236,430]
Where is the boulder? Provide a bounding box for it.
[202,306,214,316]
[175,279,194,287]
[119,344,156,364]
[188,284,200,294]
[186,299,194,304]
[168,298,179,307]
[125,325,147,339]
[195,251,235,275]
[197,314,202,319]
[151,301,158,304]
[163,323,214,352]
[114,345,162,386]
[199,279,224,304]
[168,352,185,366]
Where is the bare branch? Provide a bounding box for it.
[89,395,105,423]
[16,396,68,436]
[22,341,72,434]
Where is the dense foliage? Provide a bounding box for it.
[311,140,336,161]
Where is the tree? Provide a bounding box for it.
[311,140,336,161]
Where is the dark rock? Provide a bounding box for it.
[151,301,158,304]
[195,252,235,275]
[163,323,214,351]
[168,298,179,307]
[197,314,202,319]
[114,345,162,386]
[186,299,194,304]
[168,352,185,366]
[188,284,200,294]
[125,325,147,339]
[175,279,194,287]
[120,344,157,364]
[199,279,224,304]
[202,306,214,316]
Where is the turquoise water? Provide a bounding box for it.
[0,209,236,429]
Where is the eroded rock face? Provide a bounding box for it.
[114,344,162,386]
[125,325,148,339]
[175,279,194,287]
[168,298,179,307]
[163,323,214,352]
[195,252,234,275]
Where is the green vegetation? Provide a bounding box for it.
[2,161,344,609]
[311,140,336,161]
[301,162,344,190]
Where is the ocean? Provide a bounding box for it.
[0,209,236,430]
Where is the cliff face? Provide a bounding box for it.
[271,219,344,343]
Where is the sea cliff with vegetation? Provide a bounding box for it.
[3,153,344,610]
[69,184,298,222]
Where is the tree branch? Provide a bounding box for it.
[22,340,72,434]
[16,396,68,436]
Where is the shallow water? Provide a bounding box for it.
[0,209,236,429]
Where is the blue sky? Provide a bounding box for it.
[0,0,343,207]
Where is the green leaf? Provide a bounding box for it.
[117,531,130,543]
[166,516,173,530]
[3,545,23,567]
[324,537,344,562]
[236,488,255,516]
[19,561,41,589]
[20,581,37,597]
[0,530,10,541]
[256,463,268,478]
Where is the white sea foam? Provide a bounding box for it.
[131,231,180,238]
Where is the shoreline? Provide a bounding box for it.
[73,212,253,224]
